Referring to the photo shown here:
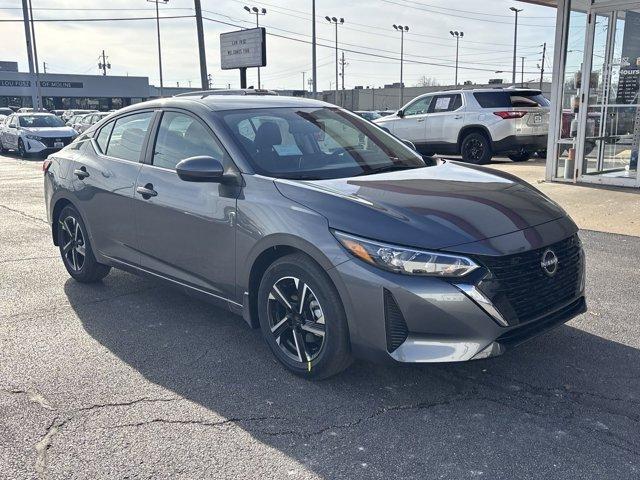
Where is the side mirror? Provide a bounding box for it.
[402,139,417,151]
[176,156,224,182]
[397,109,404,118]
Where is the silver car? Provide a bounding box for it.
[375,88,550,164]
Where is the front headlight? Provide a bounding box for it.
[25,134,43,142]
[333,230,479,277]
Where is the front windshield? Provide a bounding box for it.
[19,115,65,128]
[221,107,426,180]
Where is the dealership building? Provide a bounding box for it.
[521,0,640,188]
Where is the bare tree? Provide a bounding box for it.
[415,76,440,87]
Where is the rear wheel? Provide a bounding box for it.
[460,132,492,164]
[508,151,532,162]
[57,205,111,283]
[257,253,352,379]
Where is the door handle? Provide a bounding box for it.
[74,167,89,180]
[417,118,425,123]
[136,184,157,199]
[454,115,463,119]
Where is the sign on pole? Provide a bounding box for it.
[220,27,266,88]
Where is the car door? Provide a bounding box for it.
[6,115,19,149]
[426,94,465,149]
[71,110,155,265]
[134,109,239,301]
[393,96,432,146]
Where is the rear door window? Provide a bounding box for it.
[429,94,462,113]
[105,112,153,162]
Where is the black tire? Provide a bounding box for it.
[508,151,532,162]
[257,253,352,380]
[17,138,27,158]
[0,139,5,154]
[460,132,492,164]
[57,205,111,283]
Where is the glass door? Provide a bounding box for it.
[577,4,640,186]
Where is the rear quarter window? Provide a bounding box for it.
[473,91,550,108]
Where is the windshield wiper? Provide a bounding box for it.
[354,164,415,177]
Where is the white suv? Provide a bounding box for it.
[375,88,550,164]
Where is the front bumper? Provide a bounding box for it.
[332,225,586,364]
[23,137,73,154]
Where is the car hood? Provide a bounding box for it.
[22,126,76,137]
[275,161,568,251]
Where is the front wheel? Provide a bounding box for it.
[257,253,352,379]
[57,205,111,283]
[460,132,492,164]
[17,138,27,158]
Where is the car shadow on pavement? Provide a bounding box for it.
[64,272,640,479]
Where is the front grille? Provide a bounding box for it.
[384,289,408,352]
[476,235,583,325]
[39,137,73,148]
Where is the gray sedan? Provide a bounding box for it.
[44,93,586,379]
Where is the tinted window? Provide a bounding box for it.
[473,91,550,108]
[429,94,462,113]
[152,112,227,170]
[221,107,426,180]
[404,97,431,116]
[95,121,114,154]
[18,115,65,127]
[105,112,153,162]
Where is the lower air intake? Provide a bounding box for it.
[384,289,408,353]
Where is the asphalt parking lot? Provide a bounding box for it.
[1,153,639,479]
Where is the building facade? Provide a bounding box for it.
[522,0,640,188]
[0,71,149,111]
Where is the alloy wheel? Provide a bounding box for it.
[465,138,484,161]
[60,216,86,272]
[267,276,326,363]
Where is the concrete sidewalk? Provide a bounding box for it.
[485,158,640,237]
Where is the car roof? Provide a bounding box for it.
[116,95,330,115]
[16,112,56,116]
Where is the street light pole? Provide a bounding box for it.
[449,30,464,86]
[312,0,317,98]
[393,24,409,108]
[325,16,344,107]
[27,0,42,110]
[244,6,267,89]
[20,0,38,110]
[148,0,168,98]
[510,7,523,86]
[194,0,209,90]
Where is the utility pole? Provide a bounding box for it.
[311,0,317,98]
[21,0,38,110]
[510,7,523,86]
[340,51,347,107]
[194,0,208,90]
[98,50,111,76]
[521,56,525,87]
[244,6,267,89]
[393,24,409,108]
[207,73,212,89]
[302,71,306,96]
[539,42,546,91]
[42,61,47,74]
[27,0,42,110]
[325,16,344,107]
[449,30,464,86]
[148,0,168,97]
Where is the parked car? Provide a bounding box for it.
[51,109,67,118]
[18,107,34,113]
[66,114,88,129]
[0,107,14,116]
[44,93,586,379]
[375,88,550,164]
[62,109,97,122]
[355,110,383,121]
[0,113,77,157]
[75,112,110,134]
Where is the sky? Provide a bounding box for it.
[0,0,559,91]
